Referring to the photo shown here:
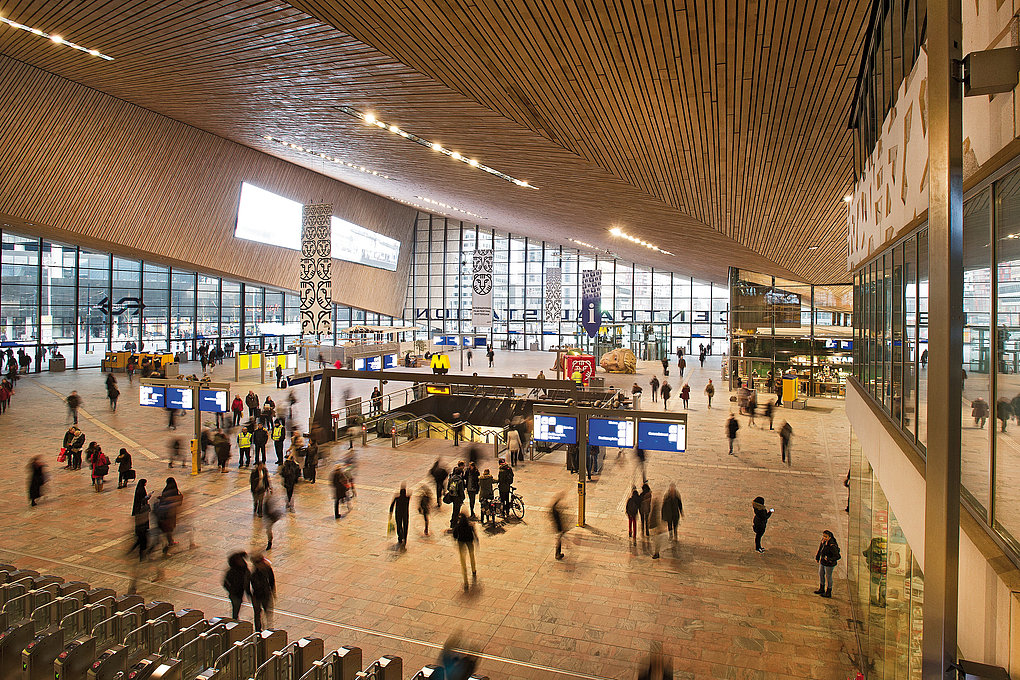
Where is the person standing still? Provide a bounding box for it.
[253,423,269,465]
[650,376,659,403]
[660,381,671,409]
[222,552,251,620]
[390,485,410,547]
[452,513,478,591]
[752,496,773,553]
[465,461,480,518]
[506,426,522,466]
[478,469,494,526]
[466,348,473,366]
[237,428,252,468]
[814,530,841,597]
[726,414,739,455]
[639,482,652,537]
[249,555,276,632]
[704,379,715,408]
[626,487,641,543]
[271,419,286,465]
[486,346,494,368]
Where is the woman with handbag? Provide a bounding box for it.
[116,448,134,489]
[91,446,110,492]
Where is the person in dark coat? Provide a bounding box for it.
[626,486,641,543]
[998,398,1014,432]
[250,463,270,517]
[649,376,659,402]
[429,459,448,508]
[115,448,133,488]
[249,555,276,632]
[726,414,740,455]
[639,482,652,537]
[660,381,672,409]
[252,423,269,466]
[302,440,319,483]
[779,421,793,465]
[222,551,251,619]
[213,429,231,472]
[477,469,495,526]
[389,485,411,547]
[814,530,841,598]
[28,455,45,506]
[281,455,300,511]
[128,480,152,561]
[550,492,567,559]
[661,483,683,541]
[497,460,514,516]
[452,512,478,591]
[155,477,183,554]
[417,487,433,535]
[64,426,85,470]
[106,374,120,411]
[752,496,773,553]
[446,464,466,528]
[763,399,775,430]
[464,461,480,518]
[679,383,690,409]
[972,397,989,428]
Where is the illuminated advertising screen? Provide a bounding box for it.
[587,418,635,448]
[235,182,400,271]
[534,414,578,444]
[139,385,164,408]
[199,389,229,413]
[636,420,687,452]
[165,387,194,410]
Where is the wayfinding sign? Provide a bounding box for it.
[587,417,634,447]
[139,385,164,407]
[534,414,578,444]
[637,419,687,452]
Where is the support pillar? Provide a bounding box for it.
[924,0,963,676]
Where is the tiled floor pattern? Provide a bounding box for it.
[0,352,857,679]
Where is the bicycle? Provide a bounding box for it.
[505,485,525,520]
[480,486,525,524]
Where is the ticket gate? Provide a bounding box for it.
[121,611,178,667]
[298,646,362,680]
[85,605,147,680]
[354,656,402,680]
[32,592,87,628]
[21,593,88,680]
[157,620,210,660]
[120,653,166,679]
[60,582,91,598]
[4,584,59,622]
[30,575,64,589]
[178,620,253,679]
[86,589,117,604]
[114,595,145,612]
[252,637,324,680]
[197,629,287,680]
[60,597,116,640]
[0,580,32,608]
[410,666,443,679]
[52,598,117,680]
[148,658,183,680]
[0,586,59,677]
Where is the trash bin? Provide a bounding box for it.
[632,394,641,410]
[48,357,66,372]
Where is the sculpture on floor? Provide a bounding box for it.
[600,348,637,374]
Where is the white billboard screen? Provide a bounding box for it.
[235,182,400,271]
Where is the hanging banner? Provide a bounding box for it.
[580,269,602,338]
[300,203,333,335]
[545,266,562,322]
[471,249,493,329]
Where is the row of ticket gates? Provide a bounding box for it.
[0,565,488,680]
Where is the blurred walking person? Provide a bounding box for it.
[281,455,300,512]
[726,414,739,455]
[418,487,433,535]
[779,421,793,466]
[222,551,251,620]
[249,555,276,631]
[452,512,478,591]
[66,390,81,424]
[250,463,270,517]
[550,492,567,560]
[331,464,350,519]
[155,477,183,554]
[27,455,45,507]
[390,485,410,547]
[661,483,684,542]
[128,480,152,561]
[626,486,641,543]
[106,374,120,411]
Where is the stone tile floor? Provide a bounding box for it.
[0,352,857,679]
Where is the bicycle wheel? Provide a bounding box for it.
[510,497,525,519]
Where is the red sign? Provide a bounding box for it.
[564,355,596,386]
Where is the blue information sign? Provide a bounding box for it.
[636,419,687,452]
[587,417,635,447]
[534,414,578,444]
[366,356,382,371]
[139,385,165,408]
[165,386,194,410]
[383,354,398,369]
[199,389,229,413]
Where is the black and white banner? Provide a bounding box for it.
[471,249,493,329]
[545,267,561,322]
[300,203,333,335]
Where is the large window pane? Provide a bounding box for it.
[142,262,169,353]
[170,270,195,354]
[112,257,140,350]
[917,229,929,447]
[962,188,991,517]
[995,170,1020,549]
[78,250,109,366]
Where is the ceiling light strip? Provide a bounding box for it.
[337,106,538,190]
[414,196,484,220]
[263,135,392,180]
[0,16,113,60]
[608,227,674,256]
[568,238,617,257]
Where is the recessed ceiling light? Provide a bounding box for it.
[568,238,617,257]
[0,17,114,60]
[607,227,674,256]
[262,134,393,180]
[414,196,485,220]
[808,245,819,250]
[843,194,853,203]
[336,105,538,190]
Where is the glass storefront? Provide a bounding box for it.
[728,268,853,396]
[848,430,924,679]
[404,213,729,354]
[852,159,1020,557]
[1,230,400,369]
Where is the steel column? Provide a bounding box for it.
[924,0,963,676]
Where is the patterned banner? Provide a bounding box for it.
[580,269,602,338]
[300,203,333,335]
[471,249,493,329]
[545,266,561,322]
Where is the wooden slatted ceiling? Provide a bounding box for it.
[287,0,869,282]
[0,56,415,318]
[0,0,848,283]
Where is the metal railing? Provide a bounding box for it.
[331,385,418,438]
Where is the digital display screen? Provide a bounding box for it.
[235,182,400,271]
[534,414,578,444]
[139,385,164,408]
[637,420,687,452]
[165,387,194,410]
[383,354,398,369]
[199,389,229,413]
[587,418,635,448]
[366,356,382,371]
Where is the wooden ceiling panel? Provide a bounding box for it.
[0,0,862,283]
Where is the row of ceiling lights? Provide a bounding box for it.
[337,106,538,190]
[262,135,392,180]
[0,16,114,60]
[608,227,674,256]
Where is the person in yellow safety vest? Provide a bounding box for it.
[571,369,583,387]
[271,419,286,466]
[237,427,253,468]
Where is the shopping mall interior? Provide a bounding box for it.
[0,0,1013,678]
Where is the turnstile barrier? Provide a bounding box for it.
[60,597,115,640]
[178,620,252,679]
[410,665,444,679]
[157,620,209,659]
[32,592,86,629]
[353,655,402,680]
[209,629,288,680]
[252,637,325,680]
[298,646,362,680]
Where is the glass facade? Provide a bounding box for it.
[852,161,1020,560]
[405,213,729,353]
[848,430,924,679]
[2,230,400,370]
[728,268,853,396]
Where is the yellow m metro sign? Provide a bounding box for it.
[430,353,450,374]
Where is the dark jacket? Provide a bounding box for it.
[253,428,269,447]
[639,485,652,516]
[661,490,683,523]
[497,465,514,493]
[816,537,841,567]
[116,451,132,472]
[752,500,772,532]
[727,417,740,439]
[390,491,410,517]
[281,459,301,488]
[222,560,251,598]
[478,473,495,499]
[250,468,269,494]
[250,562,275,600]
[446,470,466,501]
[29,461,45,499]
[625,491,641,518]
[465,466,480,493]
[452,516,477,544]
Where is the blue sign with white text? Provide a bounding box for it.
[139,385,165,408]
[637,420,687,452]
[588,418,635,447]
[199,389,229,413]
[534,414,578,444]
[165,387,193,410]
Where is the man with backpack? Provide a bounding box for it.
[446,463,466,529]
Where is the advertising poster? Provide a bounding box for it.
[545,266,561,322]
[472,249,493,329]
